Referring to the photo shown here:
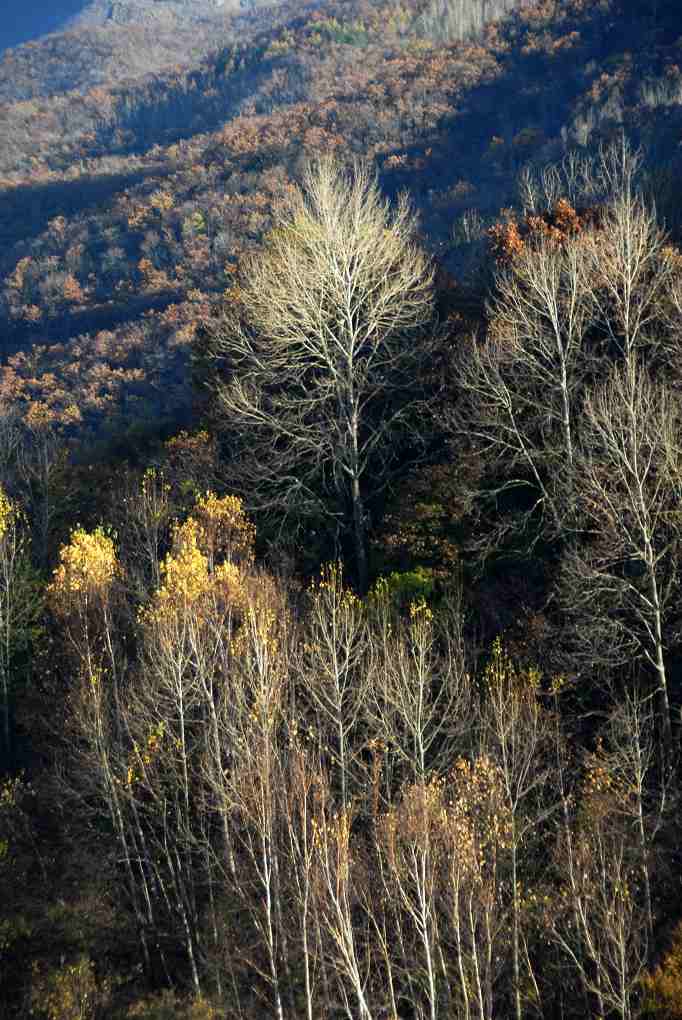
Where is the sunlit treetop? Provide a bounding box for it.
[49,526,118,611]
[483,637,541,700]
[379,754,512,875]
[308,562,362,613]
[191,491,256,567]
[0,486,19,541]
[143,513,248,626]
[148,517,212,615]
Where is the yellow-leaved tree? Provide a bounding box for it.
[122,492,255,997]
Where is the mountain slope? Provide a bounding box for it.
[0,22,233,103]
[67,0,244,28]
[0,0,679,449]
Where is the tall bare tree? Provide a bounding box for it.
[456,224,596,542]
[454,142,680,552]
[549,759,650,1020]
[209,155,436,591]
[298,563,369,811]
[481,641,556,1020]
[563,363,682,755]
[367,587,471,788]
[593,689,671,939]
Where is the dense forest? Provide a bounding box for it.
[2,0,682,1018]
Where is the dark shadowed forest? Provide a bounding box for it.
[2,1,682,1018]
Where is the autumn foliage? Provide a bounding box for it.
[1,0,682,1018]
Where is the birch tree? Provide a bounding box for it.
[481,640,556,1020]
[454,143,680,552]
[209,155,436,591]
[563,363,682,755]
[549,759,650,1020]
[298,563,369,811]
[456,224,596,542]
[48,526,164,978]
[367,587,471,789]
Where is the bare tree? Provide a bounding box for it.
[456,224,597,542]
[114,466,174,597]
[376,779,446,1020]
[313,791,376,1020]
[49,526,164,980]
[481,641,556,1020]
[279,743,331,1020]
[215,577,290,1020]
[517,139,642,218]
[298,563,369,811]
[563,363,682,755]
[367,587,471,789]
[440,754,512,1020]
[549,762,650,1020]
[593,689,672,939]
[128,496,258,997]
[16,421,72,568]
[209,155,436,591]
[455,141,680,553]
[589,186,677,368]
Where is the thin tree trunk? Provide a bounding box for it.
[0,668,8,760]
[351,472,368,595]
[649,574,672,762]
[349,408,368,594]
[511,840,522,1020]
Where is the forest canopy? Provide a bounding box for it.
[2,1,682,1019]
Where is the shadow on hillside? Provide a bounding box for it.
[382,27,598,198]
[77,49,306,166]
[380,0,682,259]
[1,287,184,358]
[0,162,172,252]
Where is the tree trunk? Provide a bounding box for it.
[0,668,9,761]
[512,841,522,1020]
[348,403,369,593]
[649,575,672,766]
[350,472,368,595]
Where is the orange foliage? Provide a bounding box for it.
[642,922,682,1018]
[489,199,598,263]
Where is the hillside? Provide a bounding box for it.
[0,22,235,103]
[0,0,260,57]
[0,0,678,453]
[67,0,245,27]
[0,1,290,103]
[2,2,682,1018]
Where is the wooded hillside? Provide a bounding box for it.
[2,2,682,1018]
